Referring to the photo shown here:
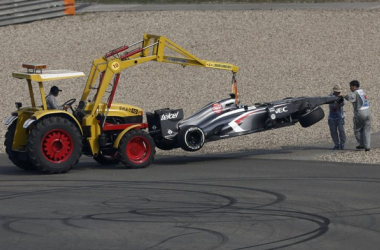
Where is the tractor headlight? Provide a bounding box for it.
[23,118,36,129]
[4,115,17,125]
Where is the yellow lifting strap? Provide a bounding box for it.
[231,73,239,106]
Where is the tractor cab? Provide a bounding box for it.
[12,63,85,112]
[6,64,85,157]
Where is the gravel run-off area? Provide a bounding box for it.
[0,9,379,164]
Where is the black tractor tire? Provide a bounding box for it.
[26,116,83,174]
[154,138,179,151]
[178,126,205,152]
[4,120,35,171]
[299,106,325,128]
[118,129,155,169]
[93,149,121,165]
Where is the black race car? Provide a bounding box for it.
[147,94,340,151]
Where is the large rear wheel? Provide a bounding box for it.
[118,130,155,169]
[4,120,35,171]
[27,116,83,174]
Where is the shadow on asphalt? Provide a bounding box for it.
[153,148,293,165]
[0,167,40,176]
[0,148,294,175]
[1,136,376,175]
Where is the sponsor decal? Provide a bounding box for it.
[161,111,180,121]
[275,106,288,114]
[212,103,223,114]
[167,57,188,64]
[111,62,120,71]
[119,106,139,114]
[206,62,233,70]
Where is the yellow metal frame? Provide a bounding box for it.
[80,34,239,117]
[11,108,37,151]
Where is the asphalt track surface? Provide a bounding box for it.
[1,152,380,250]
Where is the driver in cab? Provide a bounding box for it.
[46,86,68,111]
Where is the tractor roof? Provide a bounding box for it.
[13,69,85,82]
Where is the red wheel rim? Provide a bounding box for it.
[41,129,73,163]
[126,136,151,164]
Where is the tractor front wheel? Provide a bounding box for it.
[118,130,155,169]
[27,116,83,174]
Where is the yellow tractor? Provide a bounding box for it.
[4,34,239,174]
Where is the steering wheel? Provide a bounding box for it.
[62,98,76,112]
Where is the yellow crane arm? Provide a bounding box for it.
[81,34,240,115]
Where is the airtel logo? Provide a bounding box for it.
[161,111,180,121]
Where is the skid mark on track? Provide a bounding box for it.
[0,177,379,249]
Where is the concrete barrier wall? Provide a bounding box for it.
[0,0,76,27]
